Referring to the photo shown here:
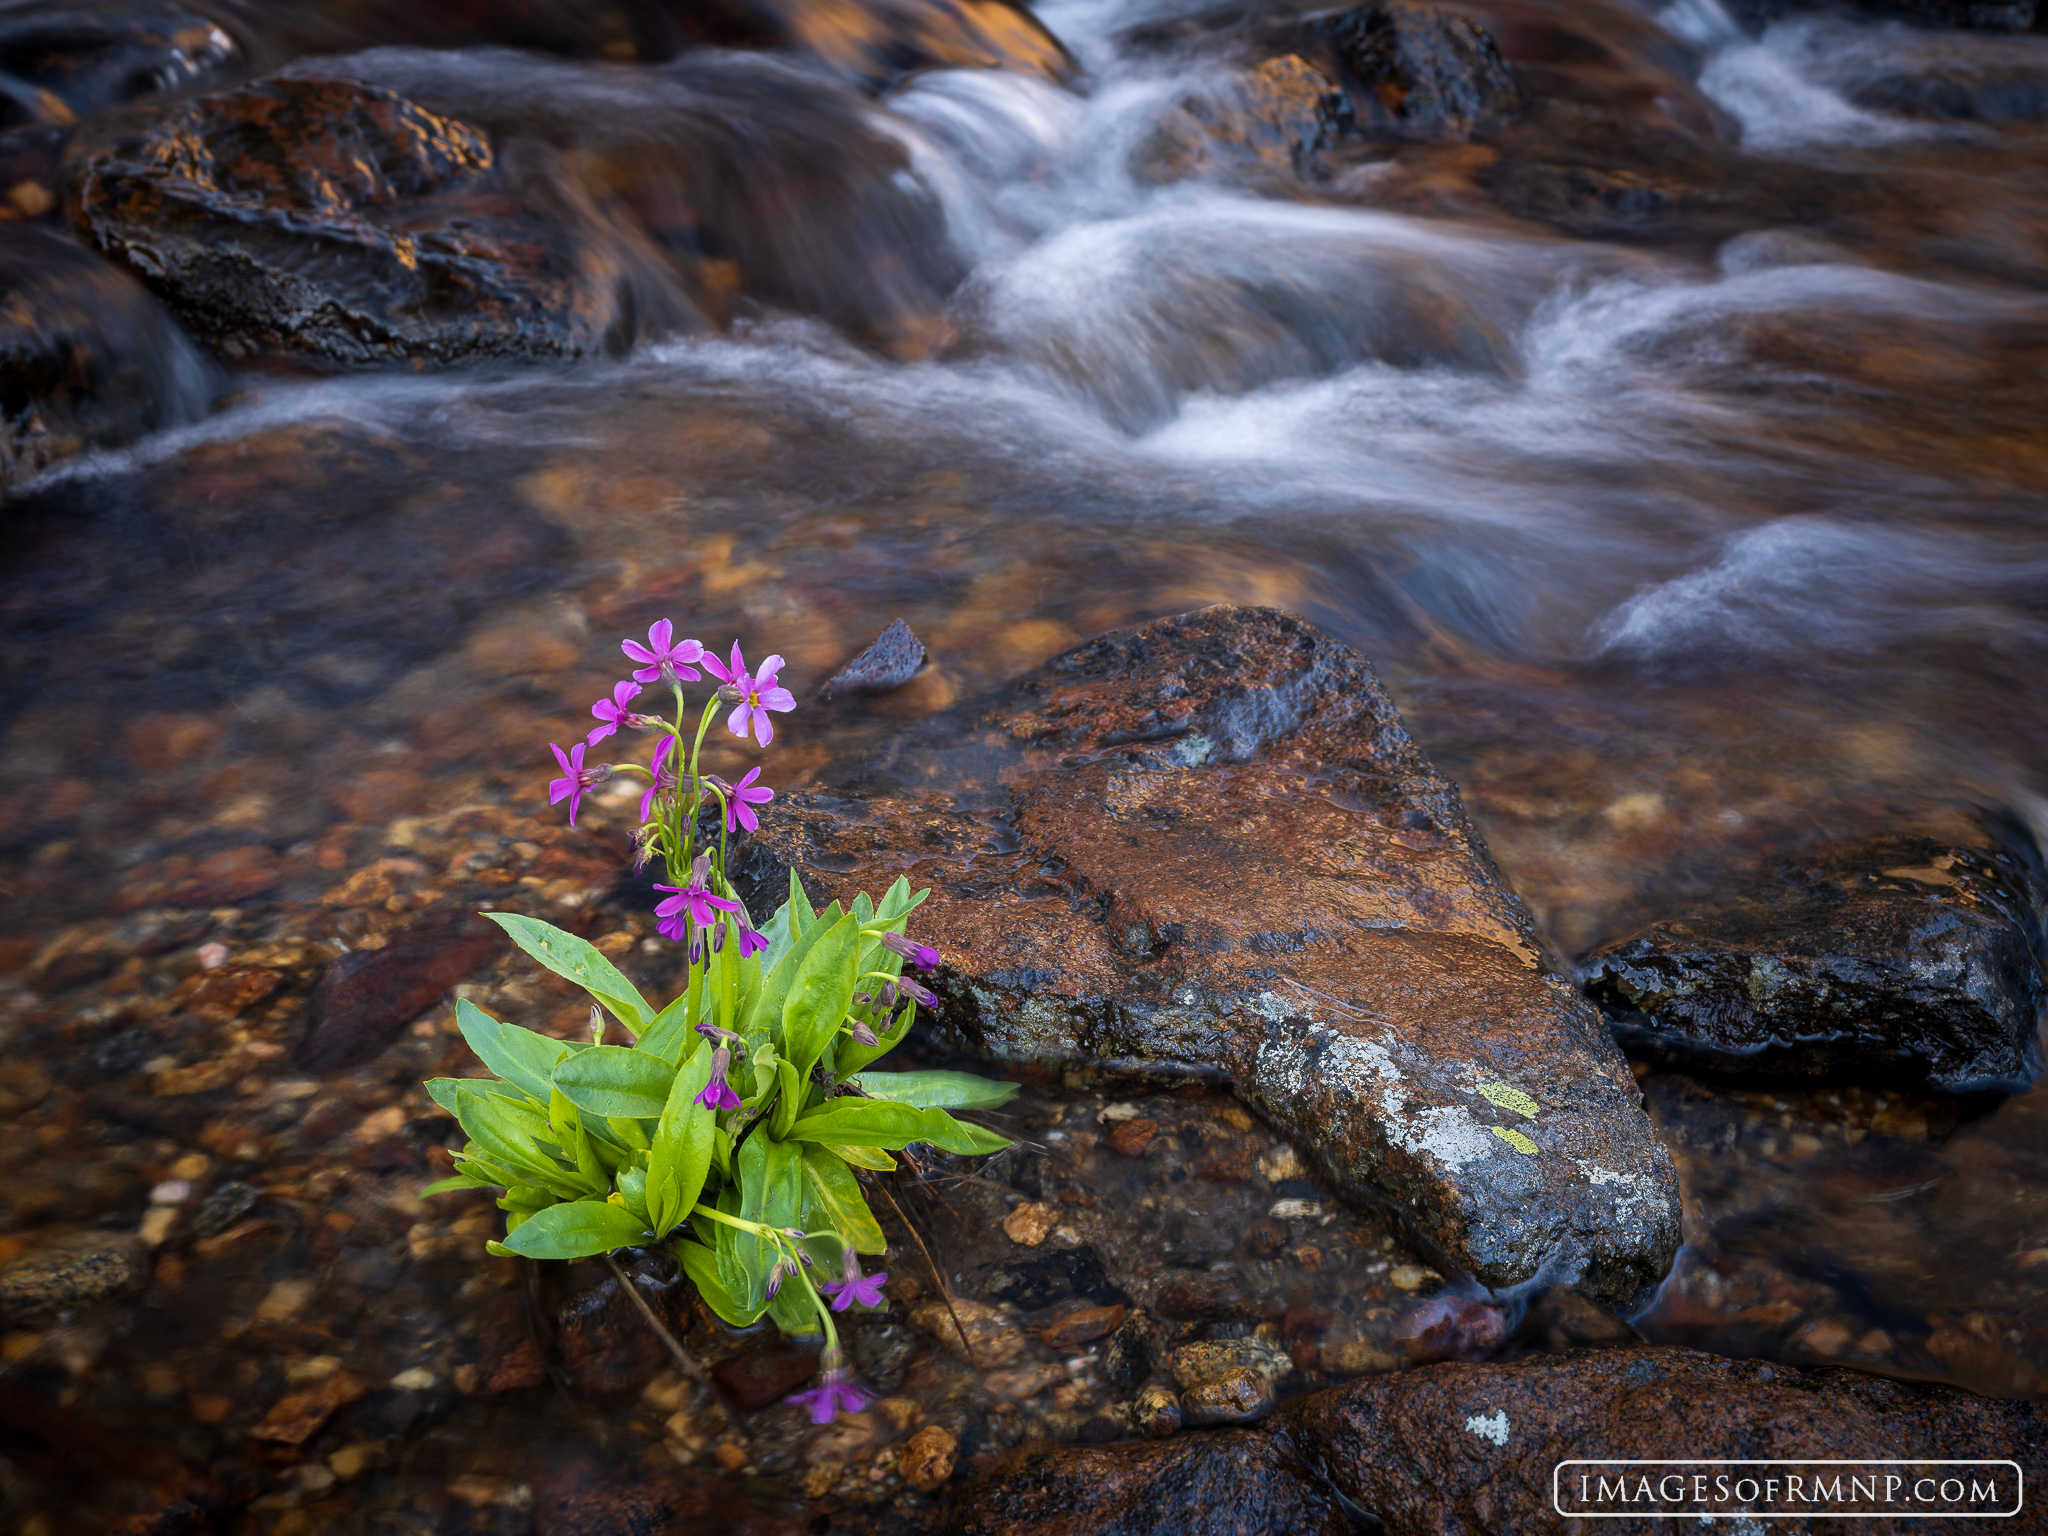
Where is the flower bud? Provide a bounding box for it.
[895,977,938,1008]
[847,1019,878,1047]
[588,1003,605,1043]
[716,683,744,705]
[625,712,664,730]
[764,1260,786,1298]
[712,922,727,954]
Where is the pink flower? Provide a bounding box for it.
[695,1044,742,1111]
[710,767,775,834]
[654,858,742,930]
[639,736,676,822]
[789,1348,872,1424]
[587,679,643,745]
[735,925,769,959]
[621,619,705,686]
[548,741,606,828]
[820,1250,888,1312]
[878,932,941,972]
[703,642,796,748]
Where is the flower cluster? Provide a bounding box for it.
[548,621,794,946]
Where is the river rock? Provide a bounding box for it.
[0,224,206,488]
[297,907,507,1070]
[0,2,241,130]
[67,74,636,366]
[739,606,1681,1302]
[1723,0,2036,30]
[817,618,927,702]
[953,1346,2046,1536]
[1134,55,1349,185]
[1320,0,1521,141]
[0,1229,146,1323]
[1582,837,2047,1092]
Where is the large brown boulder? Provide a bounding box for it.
[1583,836,2047,1092]
[952,1347,2048,1535]
[739,606,1682,1302]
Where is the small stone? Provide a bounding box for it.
[0,1232,145,1324]
[249,1371,370,1445]
[909,1298,1026,1367]
[714,1441,748,1471]
[1214,1103,1254,1131]
[196,943,229,969]
[874,1396,924,1432]
[138,1206,179,1247]
[985,1362,1067,1400]
[1796,1318,1857,1359]
[1268,1198,1323,1220]
[1395,1294,1507,1363]
[1003,1201,1059,1247]
[286,1355,342,1383]
[1257,1144,1303,1183]
[327,1443,384,1480]
[711,1339,821,1411]
[390,1366,436,1391]
[1108,1118,1158,1158]
[1291,1244,1324,1270]
[1040,1303,1127,1350]
[256,1277,316,1322]
[817,618,927,702]
[1243,1217,1289,1257]
[898,1425,957,1492]
[1388,1264,1439,1292]
[1321,1339,1404,1377]
[1165,1339,1292,1393]
[1099,1103,1142,1123]
[1134,1383,1182,1437]
[1181,1365,1276,1425]
[169,1153,210,1181]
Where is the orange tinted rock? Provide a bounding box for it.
[1040,1304,1126,1350]
[248,1370,370,1445]
[1106,1118,1158,1158]
[898,1423,957,1493]
[741,606,1680,1303]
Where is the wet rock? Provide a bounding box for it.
[0,1230,145,1323]
[0,3,241,129]
[759,0,1075,93]
[1725,0,2035,30]
[957,1345,2047,1536]
[818,618,927,702]
[1164,1338,1291,1393]
[950,1426,1347,1536]
[1391,1293,1506,1362]
[0,224,206,489]
[898,1423,958,1492]
[1004,1200,1059,1246]
[1320,0,1520,141]
[478,1291,549,1394]
[557,1272,670,1402]
[851,1318,919,1394]
[981,1246,1122,1310]
[1320,1339,1403,1376]
[1180,1367,1276,1426]
[1135,55,1348,185]
[1040,1303,1126,1350]
[68,74,633,367]
[712,1337,821,1410]
[1106,1118,1158,1158]
[190,1180,259,1238]
[297,906,507,1070]
[248,1369,371,1445]
[1849,64,2048,122]
[910,1297,1027,1367]
[1583,838,2047,1092]
[743,606,1682,1302]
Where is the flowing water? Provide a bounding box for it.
[4,0,2048,1525]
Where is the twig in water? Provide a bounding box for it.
[874,1175,981,1370]
[604,1253,744,1443]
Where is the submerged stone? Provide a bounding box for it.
[1321,0,1521,141]
[740,605,1681,1302]
[1582,837,2046,1092]
[1134,55,1350,185]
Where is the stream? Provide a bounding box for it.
[1,0,2046,1527]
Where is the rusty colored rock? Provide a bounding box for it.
[297,906,506,1070]
[1040,1303,1127,1350]
[478,1293,548,1395]
[711,1338,821,1412]
[1180,1366,1276,1426]
[899,1424,959,1492]
[955,1346,2047,1536]
[556,1272,670,1403]
[1320,1339,1403,1376]
[1106,1118,1158,1158]
[68,74,629,367]
[248,1370,370,1445]
[1584,837,2048,1092]
[1135,55,1348,185]
[175,965,282,1023]
[740,606,1681,1302]
[1004,1201,1059,1246]
[817,617,927,702]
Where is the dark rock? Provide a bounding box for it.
[981,1245,1121,1310]
[1101,1313,1153,1388]
[711,1337,822,1411]
[556,1272,669,1402]
[479,1290,549,1394]
[0,224,207,489]
[189,1180,259,1238]
[0,3,241,130]
[1724,0,2035,30]
[1849,64,2048,122]
[1134,55,1348,185]
[0,1230,146,1324]
[1390,1292,1507,1362]
[956,1346,2048,1536]
[851,1318,919,1393]
[67,74,638,367]
[297,907,507,1070]
[531,1453,693,1536]
[1321,0,1520,141]
[741,606,1682,1302]
[0,125,67,224]
[818,617,927,702]
[949,1428,1351,1536]
[1583,837,2047,1093]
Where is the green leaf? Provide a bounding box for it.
[825,1143,897,1171]
[616,1166,651,1226]
[767,1284,822,1339]
[637,990,697,1064]
[836,1001,913,1077]
[454,999,571,1102]
[789,870,817,931]
[744,900,843,1038]
[788,1099,1010,1154]
[876,878,929,924]
[676,1239,764,1329]
[735,1135,803,1309]
[456,1094,593,1198]
[800,1145,886,1255]
[494,1198,650,1260]
[552,1045,678,1120]
[852,1069,1020,1111]
[484,912,653,1031]
[424,1076,531,1120]
[780,910,861,1080]
[421,1170,497,1197]
[771,1057,803,1140]
[647,1047,717,1238]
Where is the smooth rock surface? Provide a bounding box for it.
[740,606,1682,1301]
[1583,837,2047,1092]
[955,1346,2047,1536]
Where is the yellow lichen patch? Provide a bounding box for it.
[1478,1081,1539,1119]
[1490,1125,1539,1155]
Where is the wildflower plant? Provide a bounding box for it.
[425,622,1015,1421]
